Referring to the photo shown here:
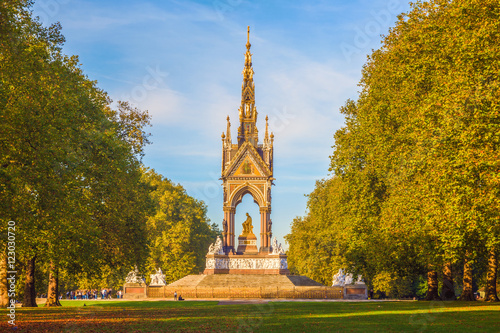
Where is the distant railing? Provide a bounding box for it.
[147,286,343,299]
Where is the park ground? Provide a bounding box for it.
[1,299,499,332]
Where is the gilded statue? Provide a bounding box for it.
[242,213,253,235]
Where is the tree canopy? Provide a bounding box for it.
[0,0,216,307]
[286,0,500,301]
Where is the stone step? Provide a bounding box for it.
[287,275,325,287]
[167,274,325,288]
[168,274,206,287]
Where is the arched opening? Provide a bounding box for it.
[223,184,270,253]
[234,193,261,243]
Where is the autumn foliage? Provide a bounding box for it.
[287,0,500,301]
[0,0,218,308]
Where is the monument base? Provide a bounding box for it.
[236,233,258,254]
[204,253,289,275]
[123,282,147,299]
[344,283,368,300]
[146,274,344,299]
[168,274,324,288]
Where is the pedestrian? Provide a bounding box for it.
[174,291,177,301]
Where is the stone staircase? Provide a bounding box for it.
[168,274,206,287]
[167,274,324,288]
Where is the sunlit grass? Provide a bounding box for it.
[3,300,499,332]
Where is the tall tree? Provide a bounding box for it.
[143,169,219,284]
[287,0,500,301]
[0,0,152,307]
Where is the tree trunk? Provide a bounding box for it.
[484,248,499,302]
[45,261,61,307]
[0,253,9,308]
[459,257,475,301]
[425,270,440,301]
[441,262,455,301]
[22,256,37,307]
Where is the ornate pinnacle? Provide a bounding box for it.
[238,26,258,146]
[242,26,254,105]
[264,115,269,146]
[226,116,231,144]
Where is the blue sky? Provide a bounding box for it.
[32,0,411,249]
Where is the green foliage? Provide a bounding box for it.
[286,0,500,298]
[142,169,220,284]
[0,0,155,303]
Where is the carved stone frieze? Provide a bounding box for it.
[205,257,288,270]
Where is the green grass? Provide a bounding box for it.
[2,300,499,332]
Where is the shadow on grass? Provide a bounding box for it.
[59,300,219,308]
[2,300,499,332]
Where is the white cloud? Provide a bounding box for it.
[137,88,188,125]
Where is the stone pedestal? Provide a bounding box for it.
[123,282,147,299]
[237,232,258,254]
[204,253,289,275]
[344,283,368,300]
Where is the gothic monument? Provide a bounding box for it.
[204,27,288,275]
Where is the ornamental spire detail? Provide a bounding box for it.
[238,26,258,146]
[226,116,231,145]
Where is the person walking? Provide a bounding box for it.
[174,291,177,301]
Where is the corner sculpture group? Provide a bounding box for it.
[125,266,167,286]
[331,268,365,286]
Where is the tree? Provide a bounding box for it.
[142,169,219,284]
[0,0,152,307]
[287,0,500,301]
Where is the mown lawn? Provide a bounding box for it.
[1,299,499,332]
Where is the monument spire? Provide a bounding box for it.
[219,26,275,256]
[238,26,258,146]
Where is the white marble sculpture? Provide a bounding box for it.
[277,243,285,255]
[207,236,224,255]
[332,268,345,286]
[344,273,354,285]
[270,237,286,255]
[355,275,365,284]
[149,267,166,286]
[332,268,364,286]
[125,266,144,284]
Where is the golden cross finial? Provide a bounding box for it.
[246,26,251,50]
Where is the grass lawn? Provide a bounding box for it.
[1,299,499,332]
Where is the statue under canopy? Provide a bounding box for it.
[242,213,254,235]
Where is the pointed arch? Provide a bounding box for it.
[229,183,265,209]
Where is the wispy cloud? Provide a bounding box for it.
[33,0,411,246]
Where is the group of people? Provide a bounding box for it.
[65,289,123,300]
